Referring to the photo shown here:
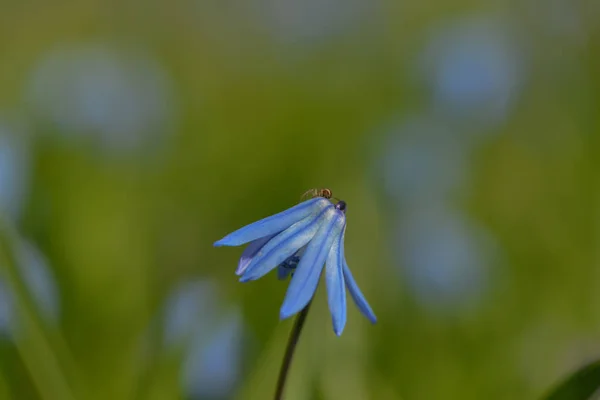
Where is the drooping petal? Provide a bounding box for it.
[214,198,330,247]
[239,207,331,282]
[340,228,377,324]
[325,229,347,336]
[342,261,377,324]
[236,234,276,276]
[280,207,345,320]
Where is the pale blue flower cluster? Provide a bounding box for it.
[215,197,376,336]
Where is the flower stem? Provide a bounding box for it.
[274,300,312,400]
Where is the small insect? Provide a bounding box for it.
[301,188,333,200]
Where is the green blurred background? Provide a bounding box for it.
[1,1,600,399]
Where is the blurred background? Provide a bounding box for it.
[0,1,600,399]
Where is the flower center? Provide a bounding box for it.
[279,246,307,272]
[335,200,346,212]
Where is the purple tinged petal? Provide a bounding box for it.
[340,228,377,324]
[239,208,330,282]
[325,228,347,336]
[280,208,345,320]
[214,198,330,247]
[236,234,276,276]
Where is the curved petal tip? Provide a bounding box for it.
[279,307,295,321]
[332,316,346,336]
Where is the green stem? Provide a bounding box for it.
[274,301,312,400]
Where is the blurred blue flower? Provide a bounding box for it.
[0,240,60,337]
[214,197,376,336]
[255,0,376,45]
[26,44,176,155]
[377,114,469,205]
[183,310,244,399]
[0,130,30,220]
[416,15,523,129]
[0,281,14,337]
[394,206,495,313]
[162,280,245,399]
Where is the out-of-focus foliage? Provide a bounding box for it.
[544,360,600,400]
[1,1,600,399]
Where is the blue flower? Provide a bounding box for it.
[214,197,376,336]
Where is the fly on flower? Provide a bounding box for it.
[300,187,333,201]
[214,193,376,336]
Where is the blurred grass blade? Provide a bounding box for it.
[0,217,76,400]
[543,360,600,400]
[0,369,13,400]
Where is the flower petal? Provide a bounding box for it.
[342,262,377,324]
[341,228,377,324]
[236,234,276,276]
[280,207,345,320]
[214,198,330,247]
[325,229,347,336]
[239,208,330,282]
